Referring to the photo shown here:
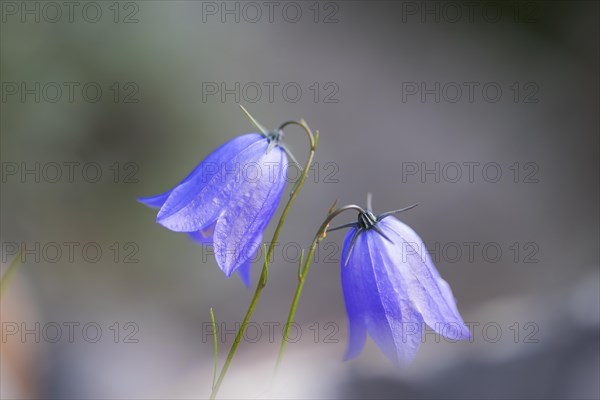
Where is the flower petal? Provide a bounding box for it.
[342,228,424,367]
[378,217,471,341]
[188,223,216,245]
[188,223,252,287]
[235,259,252,288]
[137,190,172,209]
[157,133,267,232]
[340,228,368,361]
[213,147,287,277]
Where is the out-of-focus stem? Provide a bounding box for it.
[0,248,24,298]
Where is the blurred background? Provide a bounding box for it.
[1,1,598,398]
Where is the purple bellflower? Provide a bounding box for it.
[138,125,289,287]
[330,195,470,366]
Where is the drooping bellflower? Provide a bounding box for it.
[138,128,288,286]
[332,196,470,366]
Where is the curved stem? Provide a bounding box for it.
[274,205,365,374]
[210,120,317,399]
[210,308,218,389]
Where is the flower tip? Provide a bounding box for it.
[342,350,359,363]
[234,261,252,288]
[239,104,268,135]
[328,199,338,215]
[136,197,150,208]
[137,193,169,209]
[459,325,472,341]
[155,215,173,230]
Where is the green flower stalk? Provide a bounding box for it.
[209,110,318,399]
[274,203,364,373]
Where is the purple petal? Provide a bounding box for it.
[378,217,471,341]
[213,147,287,277]
[138,190,172,209]
[235,259,252,288]
[188,223,252,287]
[188,223,216,245]
[342,228,424,367]
[157,133,267,232]
[340,228,368,361]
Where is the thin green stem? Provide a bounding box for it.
[0,248,23,298]
[210,308,218,389]
[210,120,317,399]
[274,240,317,372]
[274,205,365,375]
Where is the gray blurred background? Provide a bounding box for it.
[1,1,598,399]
